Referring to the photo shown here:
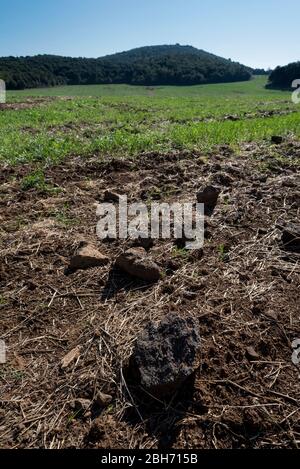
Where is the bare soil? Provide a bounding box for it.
[0,140,300,449]
[0,97,58,111]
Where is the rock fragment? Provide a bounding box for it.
[104,190,123,203]
[280,223,300,253]
[116,248,161,282]
[69,242,109,271]
[95,391,113,407]
[246,346,260,361]
[197,185,220,215]
[72,399,92,417]
[131,313,201,397]
[61,346,81,369]
[271,135,283,145]
[130,236,155,251]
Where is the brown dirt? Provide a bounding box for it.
[0,140,300,449]
[0,97,59,112]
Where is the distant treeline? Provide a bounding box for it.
[0,45,254,90]
[267,62,300,89]
[253,68,270,76]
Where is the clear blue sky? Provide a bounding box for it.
[0,0,298,69]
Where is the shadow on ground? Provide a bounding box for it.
[122,374,206,448]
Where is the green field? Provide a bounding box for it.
[7,76,287,98]
[2,76,299,167]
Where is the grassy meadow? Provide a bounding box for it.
[2,76,300,167]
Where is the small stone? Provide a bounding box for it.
[103,190,123,203]
[116,248,161,282]
[246,346,260,361]
[61,346,81,369]
[95,391,113,407]
[271,135,283,145]
[131,313,201,397]
[73,398,91,416]
[132,237,155,251]
[280,223,300,253]
[69,242,109,271]
[265,310,278,321]
[166,259,181,273]
[197,186,220,215]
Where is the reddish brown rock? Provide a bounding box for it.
[116,248,161,282]
[70,242,109,271]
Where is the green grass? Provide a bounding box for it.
[7,76,287,98]
[1,76,299,167]
[20,170,47,191]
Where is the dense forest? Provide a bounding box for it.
[252,68,270,76]
[267,61,300,89]
[0,45,253,90]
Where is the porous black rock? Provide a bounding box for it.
[131,313,201,397]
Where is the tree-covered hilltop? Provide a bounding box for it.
[0,45,253,90]
[252,68,270,76]
[267,62,300,89]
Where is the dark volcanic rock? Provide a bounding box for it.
[131,237,155,251]
[132,313,201,397]
[116,248,161,282]
[271,135,283,145]
[280,223,300,253]
[197,185,220,215]
[103,190,123,203]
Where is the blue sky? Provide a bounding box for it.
[0,0,298,68]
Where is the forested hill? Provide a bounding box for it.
[267,61,300,89]
[0,44,252,90]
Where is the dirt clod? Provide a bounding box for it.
[212,171,235,187]
[271,135,284,144]
[104,190,123,203]
[280,223,300,253]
